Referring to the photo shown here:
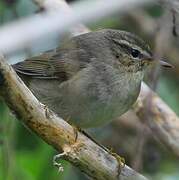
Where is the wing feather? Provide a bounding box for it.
[13,48,89,81]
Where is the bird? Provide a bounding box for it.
[13,29,172,129]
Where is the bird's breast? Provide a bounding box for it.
[64,65,143,128]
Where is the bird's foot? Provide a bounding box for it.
[109,148,125,174]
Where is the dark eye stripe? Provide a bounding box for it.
[113,40,141,58]
[112,39,150,59]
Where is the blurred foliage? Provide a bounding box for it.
[144,4,164,17]
[0,0,37,23]
[0,0,179,180]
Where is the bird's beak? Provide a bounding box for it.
[143,56,173,68]
[159,60,173,68]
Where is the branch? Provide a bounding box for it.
[33,0,89,36]
[0,56,148,180]
[134,83,179,157]
[0,0,152,55]
[33,0,70,11]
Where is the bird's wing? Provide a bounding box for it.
[13,48,89,81]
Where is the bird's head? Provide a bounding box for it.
[105,29,172,73]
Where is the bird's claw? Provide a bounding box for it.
[109,148,125,170]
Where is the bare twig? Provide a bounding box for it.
[0,0,152,55]
[131,126,148,171]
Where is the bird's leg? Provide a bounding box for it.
[109,148,125,167]
[72,125,80,142]
[107,148,125,176]
[53,116,78,172]
[66,116,79,142]
[53,117,82,172]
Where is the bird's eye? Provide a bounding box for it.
[131,48,140,58]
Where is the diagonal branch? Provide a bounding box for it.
[134,83,179,156]
[0,0,152,55]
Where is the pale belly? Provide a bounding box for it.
[60,69,142,128]
[65,82,141,128]
[28,68,142,128]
